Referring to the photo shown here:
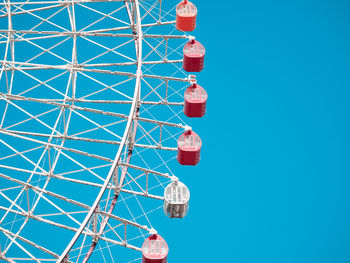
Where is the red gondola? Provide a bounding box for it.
[142,234,168,263]
[177,130,202,166]
[183,39,205,72]
[176,0,197,32]
[184,83,207,117]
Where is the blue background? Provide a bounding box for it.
[161,0,350,262]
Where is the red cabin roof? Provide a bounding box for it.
[185,84,207,103]
[183,39,205,58]
[176,0,197,17]
[142,234,168,263]
[177,130,202,151]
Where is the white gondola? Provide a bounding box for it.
[163,180,190,218]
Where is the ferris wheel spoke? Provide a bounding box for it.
[0,192,27,215]
[0,255,15,263]
[81,68,191,84]
[0,144,45,162]
[70,109,124,141]
[77,71,133,100]
[0,138,51,177]
[0,164,46,177]
[134,123,159,145]
[0,125,69,234]
[0,131,108,183]
[120,162,172,180]
[78,5,127,33]
[0,6,5,14]
[133,142,177,151]
[141,20,175,29]
[0,185,23,193]
[69,119,127,137]
[36,210,87,218]
[1,97,188,131]
[0,4,63,18]
[3,167,112,192]
[0,33,70,44]
[141,72,192,82]
[0,174,98,229]
[95,219,146,260]
[119,187,163,201]
[0,29,189,40]
[81,20,177,35]
[55,163,111,178]
[0,173,91,211]
[98,210,151,233]
[0,205,96,244]
[98,216,127,245]
[25,36,73,65]
[138,0,158,23]
[139,99,187,141]
[141,77,166,102]
[140,0,176,22]
[81,36,136,63]
[0,129,123,147]
[0,226,59,259]
[14,70,69,97]
[0,100,62,135]
[142,37,167,62]
[80,38,135,65]
[53,150,108,182]
[0,0,132,6]
[2,96,182,106]
[120,167,150,197]
[135,116,186,128]
[81,59,182,67]
[141,40,188,77]
[134,121,179,150]
[77,3,129,27]
[13,5,70,33]
[35,194,84,228]
[7,35,71,64]
[1,230,40,263]
[1,92,130,123]
[140,100,183,105]
[121,177,157,229]
[145,31,188,59]
[7,65,193,84]
[131,124,178,179]
[0,182,154,238]
[53,143,114,163]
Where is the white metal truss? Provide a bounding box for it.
[0,0,195,262]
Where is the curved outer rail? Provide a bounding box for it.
[81,117,140,262]
[56,0,143,261]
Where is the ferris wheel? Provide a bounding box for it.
[0,0,207,262]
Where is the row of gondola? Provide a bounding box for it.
[142,1,205,262]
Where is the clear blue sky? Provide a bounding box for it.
[160,0,350,262]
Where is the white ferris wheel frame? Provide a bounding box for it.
[0,0,196,262]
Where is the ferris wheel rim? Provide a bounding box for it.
[0,0,198,261]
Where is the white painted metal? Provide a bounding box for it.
[0,0,195,261]
[163,180,190,218]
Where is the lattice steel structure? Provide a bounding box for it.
[0,0,198,262]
